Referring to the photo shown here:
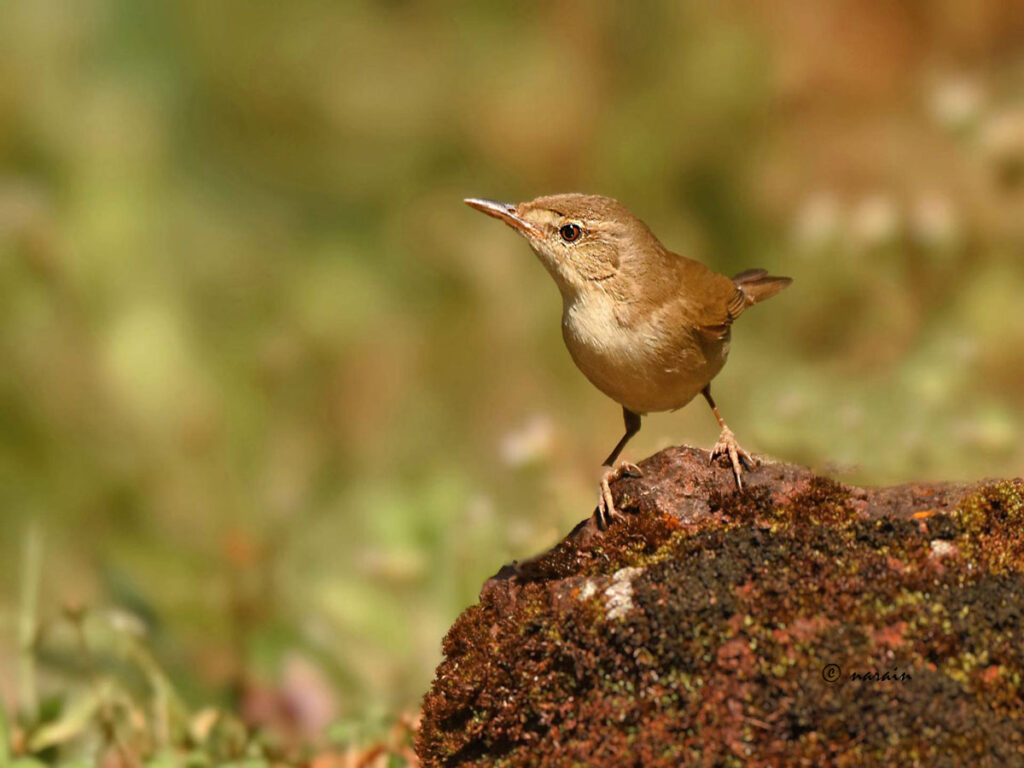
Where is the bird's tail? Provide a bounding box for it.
[732,269,792,307]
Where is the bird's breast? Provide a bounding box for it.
[561,292,727,414]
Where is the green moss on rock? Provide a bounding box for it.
[958,480,1024,573]
[417,450,1024,767]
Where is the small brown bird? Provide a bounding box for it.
[466,194,791,526]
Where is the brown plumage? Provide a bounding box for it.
[465,193,791,526]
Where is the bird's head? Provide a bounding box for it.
[464,194,663,299]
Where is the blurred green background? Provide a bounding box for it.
[1,0,1022,761]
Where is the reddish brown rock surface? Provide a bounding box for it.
[416,447,1024,767]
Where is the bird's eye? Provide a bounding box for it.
[559,223,582,242]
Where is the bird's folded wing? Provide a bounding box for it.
[672,258,744,341]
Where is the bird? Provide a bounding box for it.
[465,194,791,527]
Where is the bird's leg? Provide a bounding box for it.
[595,408,643,528]
[602,407,642,466]
[701,385,755,489]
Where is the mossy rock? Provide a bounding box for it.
[417,447,1024,767]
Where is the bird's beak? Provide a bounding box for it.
[464,198,538,237]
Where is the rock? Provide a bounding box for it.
[416,446,1024,767]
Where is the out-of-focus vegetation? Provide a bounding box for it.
[0,0,1021,763]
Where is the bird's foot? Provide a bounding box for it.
[710,427,756,489]
[595,461,643,529]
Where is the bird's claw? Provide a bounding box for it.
[595,461,643,529]
[709,428,756,489]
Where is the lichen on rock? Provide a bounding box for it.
[417,447,1024,767]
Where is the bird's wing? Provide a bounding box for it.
[678,261,793,340]
[616,250,788,342]
[667,255,746,341]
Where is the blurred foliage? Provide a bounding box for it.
[0,0,1021,763]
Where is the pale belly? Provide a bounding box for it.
[561,299,729,414]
